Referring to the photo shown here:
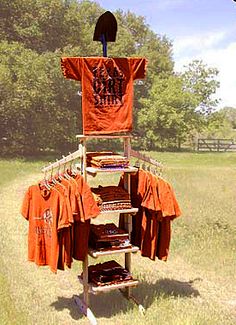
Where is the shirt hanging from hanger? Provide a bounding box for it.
[71,173,100,261]
[119,169,181,262]
[61,57,147,135]
[21,184,71,273]
[21,173,100,273]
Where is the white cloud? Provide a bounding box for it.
[203,43,236,108]
[173,31,236,109]
[174,30,227,56]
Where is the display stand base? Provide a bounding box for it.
[74,295,97,325]
[74,289,145,325]
[119,289,146,315]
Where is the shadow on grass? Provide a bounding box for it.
[133,278,200,305]
[50,278,200,320]
[50,296,84,321]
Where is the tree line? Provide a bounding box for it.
[0,0,235,156]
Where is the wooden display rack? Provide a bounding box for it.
[74,134,145,324]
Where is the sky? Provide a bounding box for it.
[95,0,236,109]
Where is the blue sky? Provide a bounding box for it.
[95,0,236,108]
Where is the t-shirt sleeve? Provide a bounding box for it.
[169,183,181,218]
[140,172,157,210]
[142,174,162,211]
[63,183,76,223]
[61,57,83,81]
[157,178,180,218]
[130,58,147,80]
[21,186,32,220]
[57,193,71,230]
[80,177,100,221]
[69,187,78,216]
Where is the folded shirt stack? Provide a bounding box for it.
[91,185,133,212]
[84,260,133,286]
[87,151,129,169]
[89,223,131,251]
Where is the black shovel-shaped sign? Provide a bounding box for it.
[93,11,117,57]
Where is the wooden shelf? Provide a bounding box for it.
[78,276,139,294]
[76,134,132,140]
[98,208,138,215]
[88,245,139,258]
[86,166,137,175]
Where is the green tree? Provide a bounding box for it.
[219,106,236,129]
[0,0,104,53]
[137,75,199,150]
[202,110,233,139]
[182,59,220,115]
[0,41,81,155]
[137,59,221,150]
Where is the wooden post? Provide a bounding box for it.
[80,139,89,305]
[123,137,132,298]
[82,255,89,305]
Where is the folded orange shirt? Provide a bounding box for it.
[61,57,147,135]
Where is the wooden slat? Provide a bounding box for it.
[42,147,83,173]
[198,138,236,152]
[76,134,132,140]
[130,149,162,168]
[78,276,139,294]
[88,246,139,258]
[99,208,138,215]
[86,166,137,175]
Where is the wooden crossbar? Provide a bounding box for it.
[130,149,162,168]
[42,146,83,173]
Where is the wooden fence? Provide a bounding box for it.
[197,139,236,152]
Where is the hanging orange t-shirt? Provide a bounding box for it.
[119,170,181,262]
[154,176,181,261]
[156,177,181,219]
[53,181,73,270]
[61,56,147,135]
[72,174,100,261]
[140,171,162,260]
[119,169,153,248]
[21,184,70,273]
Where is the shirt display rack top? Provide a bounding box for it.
[75,134,145,325]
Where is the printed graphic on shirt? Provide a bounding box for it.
[92,66,125,108]
[34,208,53,238]
[61,57,147,134]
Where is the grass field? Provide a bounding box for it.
[0,152,236,325]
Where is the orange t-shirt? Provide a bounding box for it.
[119,169,152,247]
[21,184,70,273]
[156,177,181,219]
[141,173,181,261]
[53,181,73,270]
[72,174,100,261]
[119,170,181,262]
[61,56,147,134]
[140,171,162,260]
[73,174,100,222]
